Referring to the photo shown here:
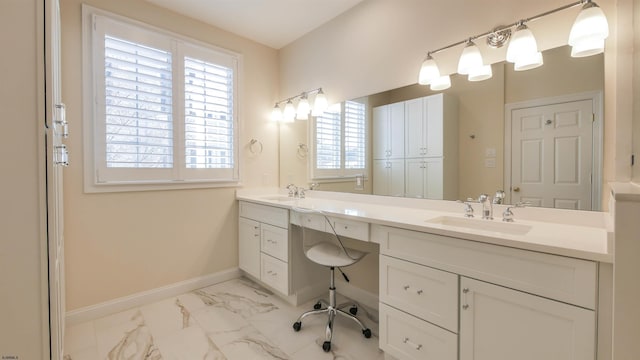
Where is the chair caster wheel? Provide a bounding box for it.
[313,302,322,310]
[363,328,372,338]
[349,306,358,315]
[293,322,301,332]
[322,341,331,352]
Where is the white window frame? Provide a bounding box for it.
[310,99,369,180]
[82,5,242,192]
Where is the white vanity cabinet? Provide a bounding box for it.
[374,224,598,360]
[238,201,290,294]
[459,277,595,360]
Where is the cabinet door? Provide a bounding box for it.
[460,277,595,360]
[372,105,389,159]
[424,158,443,200]
[239,217,261,279]
[388,102,405,159]
[425,94,444,157]
[405,98,425,158]
[373,159,405,196]
[405,158,425,198]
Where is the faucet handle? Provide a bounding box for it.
[286,183,297,197]
[502,202,528,222]
[457,200,475,218]
[478,193,490,203]
[298,188,306,199]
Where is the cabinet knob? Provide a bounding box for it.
[513,187,521,192]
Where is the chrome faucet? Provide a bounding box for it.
[286,184,298,197]
[478,194,493,220]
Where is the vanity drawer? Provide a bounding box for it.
[380,255,458,332]
[291,211,326,232]
[261,223,288,262]
[239,201,289,228]
[373,224,597,309]
[260,253,289,295]
[329,217,370,241]
[380,303,457,360]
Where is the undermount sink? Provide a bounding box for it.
[426,216,532,235]
[261,195,298,202]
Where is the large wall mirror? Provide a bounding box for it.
[280,45,604,211]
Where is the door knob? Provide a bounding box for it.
[513,187,520,192]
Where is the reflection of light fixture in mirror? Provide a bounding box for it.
[457,40,484,75]
[506,22,543,70]
[568,1,609,57]
[283,100,296,123]
[430,75,451,91]
[312,89,328,116]
[270,103,283,122]
[418,54,440,85]
[296,93,310,120]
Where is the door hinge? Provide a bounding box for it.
[632,154,635,166]
[592,113,595,123]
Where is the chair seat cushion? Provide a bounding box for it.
[305,242,366,267]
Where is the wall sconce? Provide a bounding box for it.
[270,87,328,122]
[417,0,608,90]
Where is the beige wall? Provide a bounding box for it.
[0,0,49,358]
[61,0,280,310]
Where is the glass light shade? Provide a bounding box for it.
[430,75,451,91]
[270,104,282,122]
[283,101,296,123]
[457,42,484,75]
[296,97,310,120]
[418,56,440,85]
[468,64,493,82]
[506,24,539,63]
[571,37,605,57]
[568,3,609,48]
[514,51,543,71]
[312,90,328,116]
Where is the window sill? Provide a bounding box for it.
[84,179,241,194]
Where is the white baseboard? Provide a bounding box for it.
[65,267,242,325]
[336,280,379,313]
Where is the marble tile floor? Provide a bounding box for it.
[63,277,384,360]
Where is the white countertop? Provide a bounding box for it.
[236,189,613,263]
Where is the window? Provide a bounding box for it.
[83,8,240,191]
[312,100,367,179]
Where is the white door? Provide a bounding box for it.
[373,102,404,160]
[45,0,66,358]
[459,277,596,360]
[510,99,593,210]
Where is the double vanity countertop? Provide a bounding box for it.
[236,188,613,263]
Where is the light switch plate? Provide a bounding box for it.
[485,148,496,157]
[485,158,496,168]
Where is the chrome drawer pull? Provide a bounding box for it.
[403,337,423,350]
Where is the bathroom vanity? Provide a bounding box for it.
[236,189,612,360]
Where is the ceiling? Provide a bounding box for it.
[146,0,366,49]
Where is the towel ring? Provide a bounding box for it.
[249,139,263,154]
[297,143,308,158]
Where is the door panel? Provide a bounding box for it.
[511,99,593,210]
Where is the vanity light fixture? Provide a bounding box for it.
[417,0,608,90]
[417,54,441,86]
[270,87,328,123]
[506,22,543,71]
[568,1,609,57]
